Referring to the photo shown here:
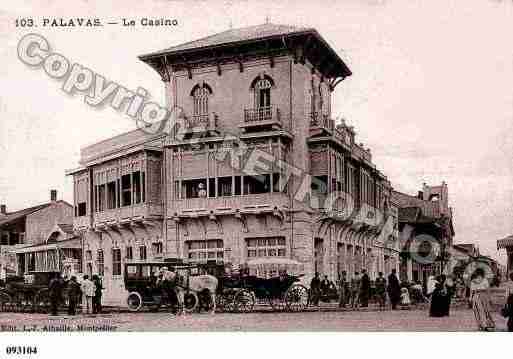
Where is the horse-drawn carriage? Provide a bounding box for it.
[0,271,67,313]
[124,261,217,313]
[215,258,310,313]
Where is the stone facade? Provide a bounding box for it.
[69,24,400,305]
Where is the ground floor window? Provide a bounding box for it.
[112,248,121,276]
[186,239,223,261]
[97,250,104,276]
[246,237,286,258]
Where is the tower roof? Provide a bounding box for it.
[144,23,309,55]
[139,23,351,79]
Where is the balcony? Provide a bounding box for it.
[352,144,372,164]
[309,112,352,149]
[172,193,290,217]
[93,203,163,225]
[73,216,92,229]
[181,113,219,136]
[240,106,281,131]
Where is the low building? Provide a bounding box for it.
[497,235,513,275]
[0,190,75,279]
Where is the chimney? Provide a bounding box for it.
[0,204,6,215]
[50,189,57,202]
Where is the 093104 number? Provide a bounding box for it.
[5,346,38,355]
[15,18,35,27]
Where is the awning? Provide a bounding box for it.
[245,257,305,276]
[497,235,513,249]
[13,238,81,254]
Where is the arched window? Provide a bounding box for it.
[251,75,274,109]
[190,83,212,117]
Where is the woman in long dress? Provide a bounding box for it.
[429,275,447,317]
[470,273,495,331]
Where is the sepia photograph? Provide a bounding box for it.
[1,0,513,345]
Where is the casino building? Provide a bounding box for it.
[67,24,399,305]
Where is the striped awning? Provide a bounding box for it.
[497,235,513,249]
[13,237,81,254]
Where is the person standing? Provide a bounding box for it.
[443,275,455,316]
[92,275,103,314]
[67,276,81,316]
[48,273,63,316]
[387,269,401,310]
[350,272,361,310]
[360,269,371,308]
[470,272,495,331]
[81,275,96,315]
[310,272,321,307]
[338,271,348,308]
[320,275,330,300]
[375,272,387,310]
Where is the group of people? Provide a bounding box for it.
[310,268,405,310]
[48,273,103,316]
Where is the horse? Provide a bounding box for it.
[172,272,218,315]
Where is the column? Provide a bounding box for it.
[406,258,413,281]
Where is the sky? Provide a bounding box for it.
[0,0,512,263]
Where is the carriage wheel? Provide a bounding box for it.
[285,284,309,312]
[33,289,51,314]
[127,292,143,312]
[0,291,12,312]
[183,292,198,313]
[217,291,236,313]
[268,296,286,312]
[14,292,31,313]
[234,289,255,313]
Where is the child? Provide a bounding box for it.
[400,287,411,310]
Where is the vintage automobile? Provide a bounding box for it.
[124,262,201,313]
[0,271,69,313]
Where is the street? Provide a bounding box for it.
[0,307,509,332]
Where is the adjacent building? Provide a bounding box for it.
[392,182,455,285]
[68,23,400,305]
[497,235,513,275]
[0,190,76,279]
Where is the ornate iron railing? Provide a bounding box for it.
[244,106,280,123]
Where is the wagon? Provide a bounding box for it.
[215,258,310,313]
[0,271,68,313]
[124,261,201,313]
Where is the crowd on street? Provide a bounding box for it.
[9,266,512,332]
[309,269,513,332]
[47,274,103,316]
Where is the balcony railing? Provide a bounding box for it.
[173,193,289,214]
[183,113,218,133]
[242,106,281,126]
[93,203,163,225]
